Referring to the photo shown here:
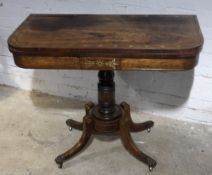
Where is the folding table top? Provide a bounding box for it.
[8,14,203,70]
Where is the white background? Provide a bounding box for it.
[0,0,212,124]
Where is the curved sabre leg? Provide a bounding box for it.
[66,102,95,131]
[131,120,154,132]
[55,115,94,168]
[66,119,83,130]
[120,102,154,132]
[120,103,157,171]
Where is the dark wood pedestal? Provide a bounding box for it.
[55,71,156,171]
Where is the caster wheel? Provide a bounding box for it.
[55,156,64,169]
[149,166,153,172]
[58,163,63,169]
[147,157,156,172]
[147,128,151,133]
[69,127,72,131]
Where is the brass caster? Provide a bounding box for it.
[58,163,63,169]
[147,157,156,172]
[55,155,64,169]
[147,128,151,133]
[149,166,153,172]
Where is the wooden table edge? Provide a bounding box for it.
[13,54,198,71]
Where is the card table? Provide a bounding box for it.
[8,14,203,171]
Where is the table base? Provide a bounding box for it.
[55,71,157,171]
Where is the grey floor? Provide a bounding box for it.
[0,85,212,175]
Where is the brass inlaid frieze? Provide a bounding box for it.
[83,58,118,69]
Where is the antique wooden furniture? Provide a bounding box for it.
[8,14,203,171]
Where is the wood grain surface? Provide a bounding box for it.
[8,14,203,70]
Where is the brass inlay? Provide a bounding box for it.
[83,58,118,69]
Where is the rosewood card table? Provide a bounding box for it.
[8,14,203,171]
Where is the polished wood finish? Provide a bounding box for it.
[57,100,156,171]
[120,102,154,132]
[56,71,156,171]
[119,102,156,170]
[55,113,94,169]
[8,14,204,172]
[66,119,83,130]
[8,14,203,70]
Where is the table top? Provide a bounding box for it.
[8,14,203,70]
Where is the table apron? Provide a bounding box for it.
[13,55,198,71]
